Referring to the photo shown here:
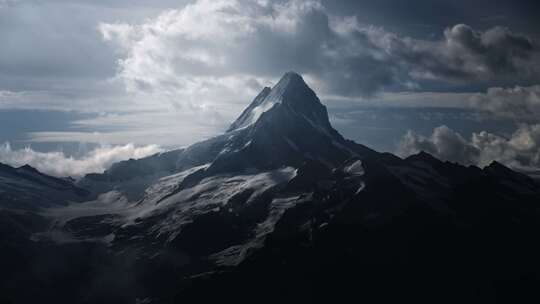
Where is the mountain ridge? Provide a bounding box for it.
[0,162,89,210]
[80,72,375,194]
[1,71,540,304]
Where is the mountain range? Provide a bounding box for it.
[1,72,540,304]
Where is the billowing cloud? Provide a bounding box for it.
[99,0,540,108]
[396,24,539,84]
[397,124,540,173]
[333,23,540,88]
[397,125,480,165]
[98,0,403,101]
[470,85,540,120]
[0,142,162,177]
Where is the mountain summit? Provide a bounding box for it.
[83,71,372,186]
[207,71,374,172]
[228,71,332,133]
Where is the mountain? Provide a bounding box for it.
[2,72,540,304]
[0,162,89,210]
[80,72,373,188]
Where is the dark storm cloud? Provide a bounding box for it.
[386,24,540,87]
[323,0,540,37]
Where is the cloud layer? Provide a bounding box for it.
[397,125,540,174]
[0,142,162,177]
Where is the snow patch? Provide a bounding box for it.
[42,190,130,226]
[148,167,298,241]
[344,160,364,176]
[210,193,310,266]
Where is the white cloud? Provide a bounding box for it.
[397,124,540,173]
[0,142,162,177]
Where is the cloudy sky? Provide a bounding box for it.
[1,0,540,176]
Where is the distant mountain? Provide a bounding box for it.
[0,162,89,210]
[1,72,540,304]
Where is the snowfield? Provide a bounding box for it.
[41,166,298,246]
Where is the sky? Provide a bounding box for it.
[1,0,540,177]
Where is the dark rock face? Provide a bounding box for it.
[1,72,540,304]
[177,154,540,304]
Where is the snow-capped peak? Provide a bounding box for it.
[227,71,327,132]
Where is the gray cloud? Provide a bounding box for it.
[436,24,538,82]
[374,23,540,88]
[397,124,540,173]
[100,0,540,105]
[0,1,119,84]
[1,0,540,153]
[97,0,407,99]
[323,0,540,38]
[470,85,540,120]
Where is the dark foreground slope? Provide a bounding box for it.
[179,153,540,303]
[1,72,540,304]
